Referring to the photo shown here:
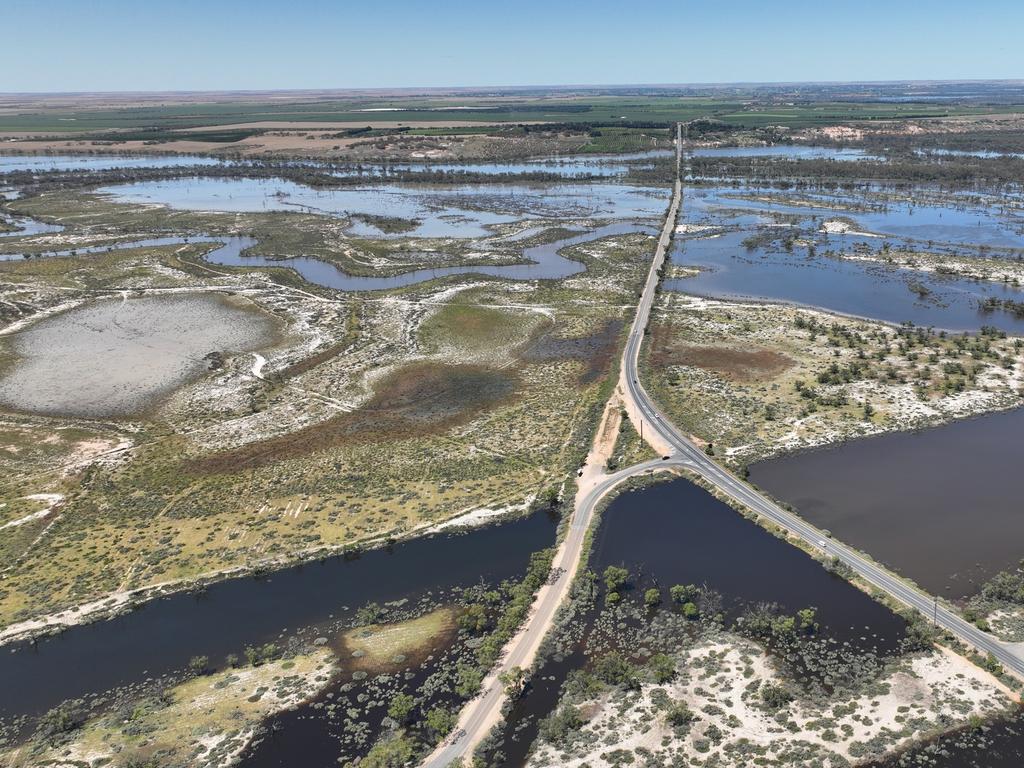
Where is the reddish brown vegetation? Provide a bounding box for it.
[521,319,624,384]
[649,327,793,381]
[187,362,517,475]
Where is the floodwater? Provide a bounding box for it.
[695,187,1024,248]
[693,145,878,161]
[97,177,666,239]
[666,184,1024,333]
[0,151,664,178]
[1,187,63,237]
[0,510,557,728]
[205,222,653,289]
[749,407,1024,598]
[0,234,192,261]
[0,222,654,291]
[667,228,1024,334]
[0,154,230,173]
[492,477,907,767]
[916,148,1024,160]
[0,294,276,417]
[0,211,62,238]
[331,151,667,179]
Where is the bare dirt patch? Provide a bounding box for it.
[189,362,518,474]
[337,608,456,673]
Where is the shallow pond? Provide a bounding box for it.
[0,510,557,729]
[97,177,666,239]
[0,294,276,417]
[749,407,1024,598]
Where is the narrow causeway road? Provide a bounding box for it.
[421,124,1023,767]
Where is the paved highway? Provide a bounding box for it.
[421,125,690,768]
[620,124,1024,681]
[423,123,1022,768]
[421,457,675,767]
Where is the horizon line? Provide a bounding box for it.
[3,78,1024,98]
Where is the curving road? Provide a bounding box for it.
[421,456,677,767]
[621,124,1024,681]
[422,123,1023,768]
[420,128,690,768]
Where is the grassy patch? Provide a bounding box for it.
[189,362,519,474]
[340,608,455,672]
[3,649,335,768]
[419,303,540,357]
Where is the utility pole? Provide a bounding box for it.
[933,595,938,627]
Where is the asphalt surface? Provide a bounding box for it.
[423,125,1023,767]
[421,133,688,768]
[625,333,1024,678]
[422,458,672,767]
[622,125,1024,680]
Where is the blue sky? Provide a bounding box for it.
[2,0,1022,92]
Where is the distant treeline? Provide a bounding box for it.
[0,164,607,194]
[687,155,1024,187]
[861,131,1024,156]
[24,128,266,145]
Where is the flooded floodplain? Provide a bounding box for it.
[0,151,667,178]
[98,177,666,238]
[0,154,231,173]
[330,151,667,179]
[749,407,1024,598]
[205,222,654,289]
[0,294,276,417]
[667,185,1024,332]
[1,221,654,291]
[692,145,878,160]
[700,187,1024,248]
